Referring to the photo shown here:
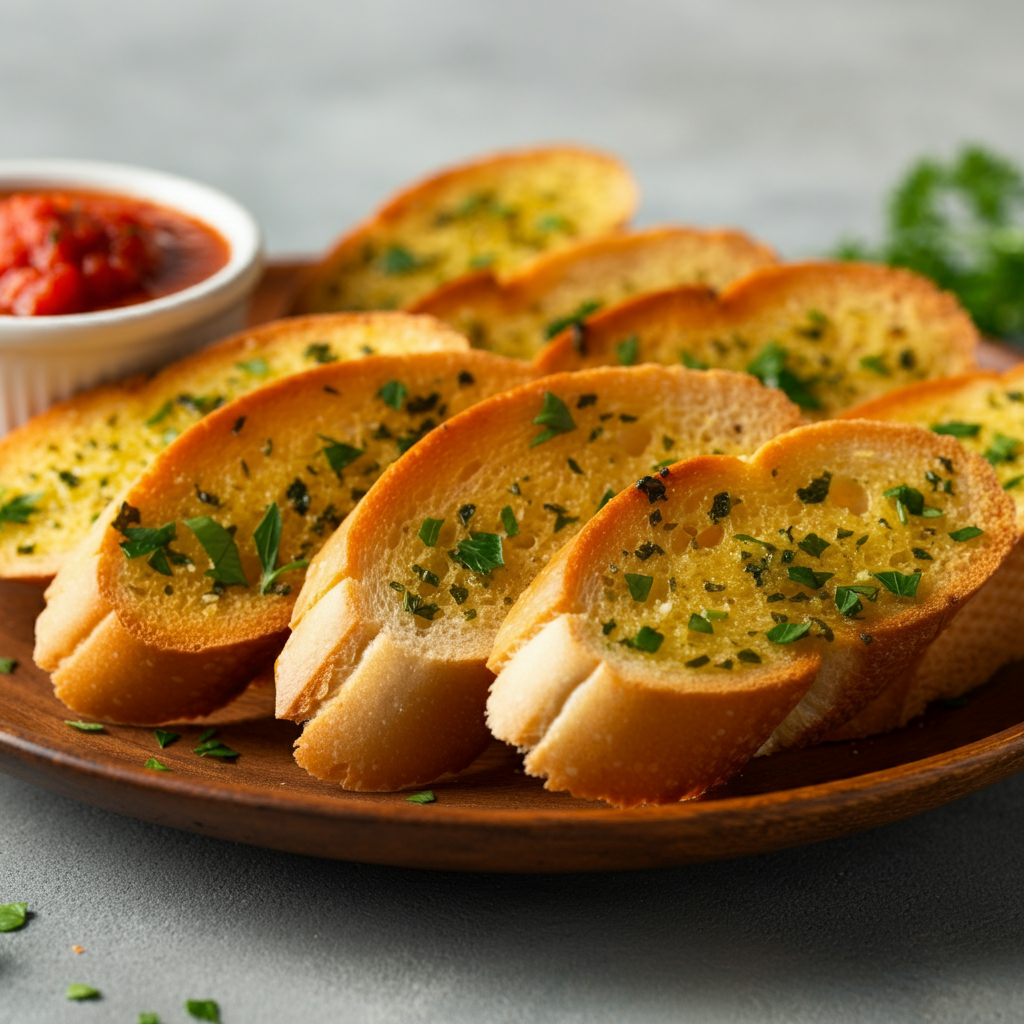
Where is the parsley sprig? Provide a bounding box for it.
[254,503,309,594]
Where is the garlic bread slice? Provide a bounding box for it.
[0,313,468,582]
[291,145,637,314]
[35,350,532,723]
[828,365,1024,737]
[534,262,977,418]
[486,421,1013,806]
[410,225,777,360]
[277,367,804,790]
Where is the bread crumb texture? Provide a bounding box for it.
[291,146,638,314]
[485,420,1014,806]
[0,313,468,581]
[277,366,803,789]
[411,225,778,359]
[534,262,977,418]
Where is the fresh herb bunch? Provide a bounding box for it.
[836,144,1024,340]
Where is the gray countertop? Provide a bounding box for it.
[3,2,1024,1020]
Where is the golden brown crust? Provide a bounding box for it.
[533,262,979,418]
[486,420,1014,805]
[0,312,469,582]
[278,366,805,789]
[290,145,639,315]
[409,225,778,359]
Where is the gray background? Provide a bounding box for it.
[3,1,1024,1021]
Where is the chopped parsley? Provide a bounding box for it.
[453,533,504,574]
[402,592,440,620]
[859,355,889,375]
[193,737,239,759]
[616,334,639,366]
[381,244,429,276]
[144,758,171,772]
[406,790,436,804]
[0,902,27,932]
[766,621,811,644]
[184,517,248,587]
[598,488,616,510]
[543,503,578,532]
[737,649,762,664]
[457,504,476,525]
[154,730,180,748]
[680,351,709,370]
[66,984,100,1001]
[870,570,922,598]
[949,526,984,541]
[185,1000,222,1022]
[602,619,616,635]
[796,471,831,504]
[254,503,309,594]
[378,379,408,410]
[747,341,821,410]
[449,585,468,605]
[304,342,337,364]
[624,573,653,602]
[984,433,1019,465]
[688,612,714,634]
[0,490,42,526]
[733,533,776,550]
[318,435,364,476]
[418,518,444,547]
[931,421,981,438]
[530,391,576,446]
[500,506,519,537]
[65,720,104,732]
[0,658,15,674]
[788,566,834,589]
[236,357,269,376]
[834,584,879,617]
[543,299,603,340]
[412,564,440,587]
[797,532,831,558]
[629,626,663,653]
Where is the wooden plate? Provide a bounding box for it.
[2,263,1022,874]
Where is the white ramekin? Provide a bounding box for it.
[0,159,264,433]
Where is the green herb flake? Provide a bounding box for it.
[0,489,43,527]
[193,739,240,759]
[304,342,336,364]
[145,401,174,426]
[318,434,364,476]
[597,488,616,510]
[834,584,879,617]
[0,657,15,674]
[883,484,925,516]
[418,518,444,547]
[931,421,981,438]
[733,533,776,550]
[1003,475,1024,490]
[985,433,1020,465]
[688,612,714,634]
[378,379,408,410]
[543,299,603,340]
[630,626,664,653]
[949,526,984,541]
[412,564,440,587]
[381,244,427,276]
[616,334,639,366]
[65,720,104,732]
[543,503,578,533]
[859,354,889,375]
[119,522,176,560]
[766,621,812,644]
[144,757,171,772]
[500,505,519,537]
[0,902,27,932]
[406,790,436,804]
[625,573,654,602]
[797,532,831,558]
[154,730,179,749]
[737,649,762,664]
[870,570,922,598]
[567,457,584,475]
[747,341,821,410]
[184,516,248,588]
[602,619,616,636]
[788,565,834,589]
[680,351,709,370]
[454,533,504,574]
[236,357,269,376]
[66,984,100,1001]
[530,391,577,446]
[796,471,832,504]
[138,1014,160,1024]
[186,1000,222,1022]
[254,503,308,595]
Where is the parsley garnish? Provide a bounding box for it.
[737,649,762,663]
[733,533,776,550]
[406,791,436,804]
[381,244,429,276]
[870,570,922,598]
[193,736,239,758]
[766,621,811,643]
[629,626,663,653]
[747,341,821,409]
[0,489,42,527]
[949,526,983,541]
[154,730,179,748]
[984,433,1019,465]
[402,592,440,620]
[797,532,831,558]
[0,902,27,932]
[144,757,171,771]
[453,533,504,574]
[0,657,15,674]
[449,585,468,604]
[65,720,104,732]
[598,488,616,510]
[602,619,616,635]
[146,401,173,426]
[788,566,834,589]
[118,522,176,559]
[66,984,100,1001]
[543,299,603,340]
[542,503,578,532]
[236,357,269,376]
[931,421,980,438]
[530,391,577,446]
[418,518,444,546]
[500,506,519,537]
[680,351,709,370]
[796,471,831,503]
[859,355,889,375]
[616,334,639,366]
[624,573,653,602]
[378,379,408,410]
[254,503,309,594]
[834,584,879,617]
[412,564,440,587]
[318,434,364,476]
[304,342,337,364]
[186,1000,222,1022]
[688,612,714,634]
[184,517,248,587]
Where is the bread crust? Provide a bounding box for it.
[0,312,469,582]
[485,421,1014,804]
[278,366,805,789]
[36,350,532,725]
[533,262,978,418]
[409,225,778,359]
[290,145,639,315]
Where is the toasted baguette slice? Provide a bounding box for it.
[34,350,532,724]
[276,367,804,790]
[409,226,778,360]
[533,262,978,418]
[824,365,1024,738]
[290,146,638,315]
[486,421,1014,806]
[0,313,468,582]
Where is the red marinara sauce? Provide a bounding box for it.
[0,190,230,316]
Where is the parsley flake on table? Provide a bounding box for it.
[144,758,171,772]
[154,729,180,748]
[0,902,27,932]
[66,984,100,1001]
[186,1000,222,1022]
[406,790,436,804]
[0,657,15,674]
[65,720,104,732]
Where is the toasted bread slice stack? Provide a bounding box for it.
[534,262,978,418]
[486,421,1014,806]
[410,226,778,360]
[276,367,804,790]
[290,146,638,315]
[34,350,533,724]
[0,313,468,582]
[822,365,1024,738]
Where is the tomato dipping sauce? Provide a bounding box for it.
[0,190,230,316]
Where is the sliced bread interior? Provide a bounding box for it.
[0,312,468,582]
[533,262,978,418]
[35,349,532,723]
[409,225,778,360]
[486,420,1014,806]
[290,145,638,315]
[277,366,804,790]
[826,365,1024,738]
